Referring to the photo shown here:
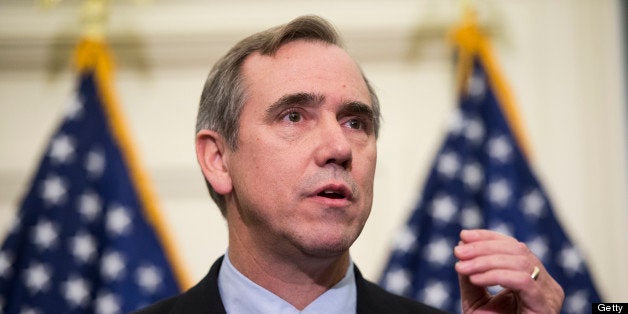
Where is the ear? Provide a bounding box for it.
[195,130,233,195]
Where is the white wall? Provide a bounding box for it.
[1,0,626,302]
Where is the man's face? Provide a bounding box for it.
[225,40,377,258]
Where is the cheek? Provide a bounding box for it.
[349,149,376,208]
[358,145,377,181]
[361,148,378,200]
[233,140,301,198]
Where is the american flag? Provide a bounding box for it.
[0,49,181,313]
[378,57,602,313]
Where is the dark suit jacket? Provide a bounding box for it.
[134,256,446,314]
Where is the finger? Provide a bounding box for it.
[457,271,490,312]
[458,229,565,313]
[463,268,538,293]
[459,229,517,244]
[455,254,533,276]
[454,239,532,260]
[455,247,549,291]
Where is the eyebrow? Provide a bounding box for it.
[339,101,375,121]
[264,92,374,126]
[264,92,325,122]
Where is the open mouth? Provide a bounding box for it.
[318,190,346,199]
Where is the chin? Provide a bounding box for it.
[294,230,359,258]
[299,243,351,258]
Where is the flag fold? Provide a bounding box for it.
[0,39,183,314]
[379,13,601,314]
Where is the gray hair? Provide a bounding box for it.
[196,15,381,216]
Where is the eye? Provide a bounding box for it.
[344,118,364,130]
[284,111,302,123]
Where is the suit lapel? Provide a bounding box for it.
[169,256,227,314]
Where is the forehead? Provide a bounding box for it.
[240,40,370,107]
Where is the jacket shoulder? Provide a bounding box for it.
[132,257,226,314]
[131,296,178,314]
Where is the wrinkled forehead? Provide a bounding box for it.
[240,40,371,106]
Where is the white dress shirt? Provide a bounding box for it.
[217,251,357,314]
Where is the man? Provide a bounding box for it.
[137,15,564,313]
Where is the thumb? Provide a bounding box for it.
[457,271,490,312]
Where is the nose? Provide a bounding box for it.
[313,118,352,169]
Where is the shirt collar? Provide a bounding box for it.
[217,251,356,314]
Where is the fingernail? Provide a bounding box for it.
[454,245,467,255]
[456,261,469,271]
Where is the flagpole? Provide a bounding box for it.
[74,0,193,290]
[448,4,533,159]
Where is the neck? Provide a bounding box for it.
[226,212,351,310]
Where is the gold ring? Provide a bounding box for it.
[530,266,540,281]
